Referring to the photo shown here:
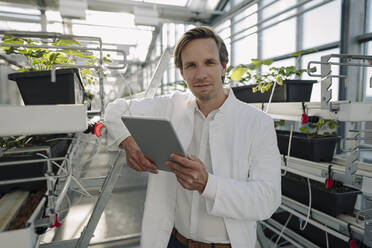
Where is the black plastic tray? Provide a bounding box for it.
[8,68,84,105]
[271,211,349,248]
[232,79,316,103]
[282,172,360,217]
[276,130,338,162]
[0,154,47,194]
[0,138,71,194]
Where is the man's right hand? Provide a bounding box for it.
[120,136,158,174]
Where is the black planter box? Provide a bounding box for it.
[0,154,47,194]
[0,136,71,194]
[232,79,316,103]
[8,68,85,105]
[282,172,360,217]
[276,130,338,162]
[271,211,349,248]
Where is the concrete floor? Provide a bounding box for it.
[41,134,147,248]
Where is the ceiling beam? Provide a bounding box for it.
[87,0,225,23]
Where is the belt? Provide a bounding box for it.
[172,228,231,248]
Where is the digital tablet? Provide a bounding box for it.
[121,116,186,172]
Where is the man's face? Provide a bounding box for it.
[180,38,226,102]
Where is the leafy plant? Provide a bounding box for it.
[1,35,112,87]
[0,134,69,150]
[226,49,317,93]
[299,119,339,137]
[274,119,286,129]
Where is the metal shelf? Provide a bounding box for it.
[280,155,372,192]
[249,101,372,122]
[0,104,87,136]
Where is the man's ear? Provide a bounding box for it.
[221,63,227,75]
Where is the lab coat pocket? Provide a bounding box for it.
[235,159,250,180]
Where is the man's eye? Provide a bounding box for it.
[186,64,195,68]
[206,61,215,65]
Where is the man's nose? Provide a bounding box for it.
[195,66,207,80]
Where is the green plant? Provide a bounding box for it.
[0,134,68,150]
[299,119,339,137]
[274,119,286,129]
[1,35,112,86]
[226,49,317,93]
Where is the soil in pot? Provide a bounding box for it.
[6,189,45,231]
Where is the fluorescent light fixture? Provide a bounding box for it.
[59,0,87,19]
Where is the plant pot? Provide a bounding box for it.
[271,211,349,248]
[0,154,47,194]
[276,130,338,162]
[232,79,316,103]
[282,172,361,217]
[8,68,85,105]
[0,191,46,247]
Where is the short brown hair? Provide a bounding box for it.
[174,26,229,70]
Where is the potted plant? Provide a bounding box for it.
[1,35,110,105]
[226,49,317,103]
[276,119,339,162]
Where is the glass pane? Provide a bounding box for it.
[260,58,295,74]
[216,20,231,63]
[0,21,41,31]
[261,19,296,58]
[261,0,296,58]
[368,0,372,33]
[162,24,168,51]
[232,34,257,65]
[168,23,176,47]
[301,48,340,102]
[364,42,372,98]
[303,0,341,49]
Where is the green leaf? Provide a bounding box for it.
[299,126,310,135]
[262,59,273,66]
[290,48,317,58]
[52,39,81,47]
[230,67,249,81]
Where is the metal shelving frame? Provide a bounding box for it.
[0,31,128,248]
[256,54,372,247]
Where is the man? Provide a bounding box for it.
[104,26,281,248]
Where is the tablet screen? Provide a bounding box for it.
[121,116,185,171]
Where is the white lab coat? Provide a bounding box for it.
[104,88,281,248]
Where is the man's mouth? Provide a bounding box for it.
[194,84,210,88]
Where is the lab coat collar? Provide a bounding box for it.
[188,87,236,117]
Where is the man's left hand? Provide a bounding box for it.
[166,154,208,194]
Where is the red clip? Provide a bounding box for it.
[50,213,61,228]
[93,122,104,137]
[349,239,357,248]
[325,177,334,189]
[325,165,334,189]
[301,113,309,124]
